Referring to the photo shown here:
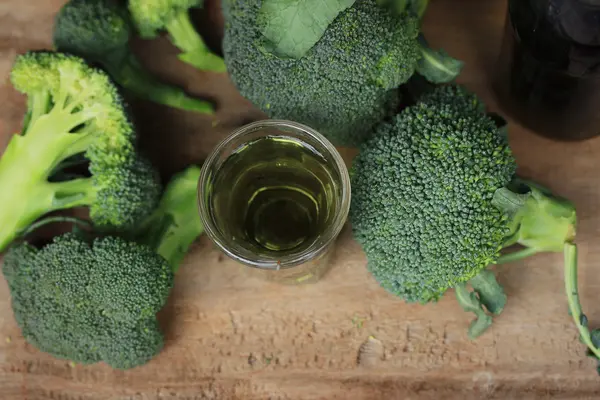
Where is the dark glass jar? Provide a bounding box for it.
[494,0,600,141]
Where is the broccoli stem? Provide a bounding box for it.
[25,91,51,134]
[0,102,100,252]
[165,11,226,73]
[105,54,214,114]
[48,178,97,209]
[496,247,539,264]
[564,242,600,360]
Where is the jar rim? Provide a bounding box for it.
[197,119,351,270]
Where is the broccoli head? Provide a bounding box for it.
[350,84,578,339]
[2,234,172,369]
[350,85,516,303]
[53,0,214,114]
[222,0,421,147]
[128,0,226,72]
[0,51,161,252]
[2,166,205,369]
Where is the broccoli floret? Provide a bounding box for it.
[0,51,161,252]
[350,85,515,303]
[350,84,578,339]
[128,0,226,72]
[2,166,205,369]
[2,234,172,369]
[222,0,421,147]
[53,0,214,114]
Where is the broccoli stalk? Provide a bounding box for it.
[0,51,161,253]
[128,0,226,73]
[53,0,214,114]
[457,178,577,338]
[490,182,600,364]
[564,243,600,363]
[2,165,204,370]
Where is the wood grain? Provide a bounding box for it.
[2,0,600,399]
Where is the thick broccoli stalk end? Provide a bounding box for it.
[494,178,576,258]
[458,178,578,340]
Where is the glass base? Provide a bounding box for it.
[241,241,337,285]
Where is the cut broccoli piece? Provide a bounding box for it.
[2,166,205,370]
[350,84,578,339]
[128,0,226,72]
[53,0,214,114]
[0,51,161,252]
[222,0,421,147]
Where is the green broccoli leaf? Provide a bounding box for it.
[257,0,356,59]
[455,283,493,340]
[469,270,506,315]
[416,34,464,83]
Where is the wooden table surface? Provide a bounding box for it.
[2,1,600,399]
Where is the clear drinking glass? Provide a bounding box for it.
[198,120,351,284]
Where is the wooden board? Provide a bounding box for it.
[2,0,600,398]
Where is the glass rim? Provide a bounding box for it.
[197,119,351,270]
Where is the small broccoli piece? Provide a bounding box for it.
[350,84,578,339]
[132,165,204,268]
[223,0,421,147]
[0,51,161,252]
[2,166,205,369]
[128,0,226,72]
[53,0,214,114]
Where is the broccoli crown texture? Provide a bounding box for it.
[0,51,160,252]
[53,0,131,63]
[349,85,517,303]
[10,51,135,166]
[2,234,173,369]
[129,0,202,38]
[88,155,162,227]
[222,0,421,147]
